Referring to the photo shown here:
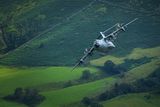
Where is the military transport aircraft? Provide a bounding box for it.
[72,18,138,71]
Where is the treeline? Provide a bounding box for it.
[34,61,124,92]
[64,60,126,88]
[0,12,47,53]
[135,67,160,92]
[99,60,126,75]
[63,70,98,88]
[128,0,160,12]
[3,88,45,107]
[81,97,103,107]
[97,67,160,101]
[80,67,160,106]
[106,0,160,13]
[99,58,151,74]
[64,61,125,88]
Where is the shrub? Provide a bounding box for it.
[3,88,45,107]
[80,70,91,80]
[81,97,92,105]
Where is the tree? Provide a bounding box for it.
[81,97,92,105]
[14,88,24,100]
[102,60,118,75]
[3,88,45,107]
[0,23,8,50]
[98,92,108,101]
[81,70,91,80]
[81,97,104,107]
[23,88,45,107]
[90,102,104,107]
[63,80,73,87]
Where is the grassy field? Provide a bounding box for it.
[0,65,128,107]
[90,46,160,66]
[41,59,159,107]
[0,45,159,106]
[0,45,159,107]
[0,65,114,107]
[0,66,100,96]
[0,99,27,107]
[120,59,159,85]
[0,59,158,107]
[40,77,116,107]
[0,0,159,107]
[102,93,160,107]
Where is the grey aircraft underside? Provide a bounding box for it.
[72,18,138,71]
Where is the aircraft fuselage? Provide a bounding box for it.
[94,38,115,53]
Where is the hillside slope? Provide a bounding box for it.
[0,0,92,52]
[0,0,160,66]
[102,93,160,107]
[0,46,159,107]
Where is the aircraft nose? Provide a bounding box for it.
[94,40,100,48]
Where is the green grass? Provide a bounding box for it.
[102,93,160,107]
[0,55,159,107]
[0,99,26,107]
[40,77,116,107]
[0,0,93,51]
[0,66,99,96]
[0,45,159,107]
[121,59,159,82]
[0,65,116,107]
[0,66,100,107]
[1,0,160,66]
[44,58,156,106]
[90,46,160,66]
[0,1,160,107]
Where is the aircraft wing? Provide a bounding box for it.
[71,45,95,71]
[97,23,118,39]
[72,18,138,71]
[105,18,138,39]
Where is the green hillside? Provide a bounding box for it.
[0,0,160,66]
[91,46,160,66]
[0,0,160,107]
[40,77,116,107]
[0,60,158,107]
[102,93,160,107]
[0,0,92,53]
[0,46,159,107]
[0,66,99,96]
[0,66,99,107]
